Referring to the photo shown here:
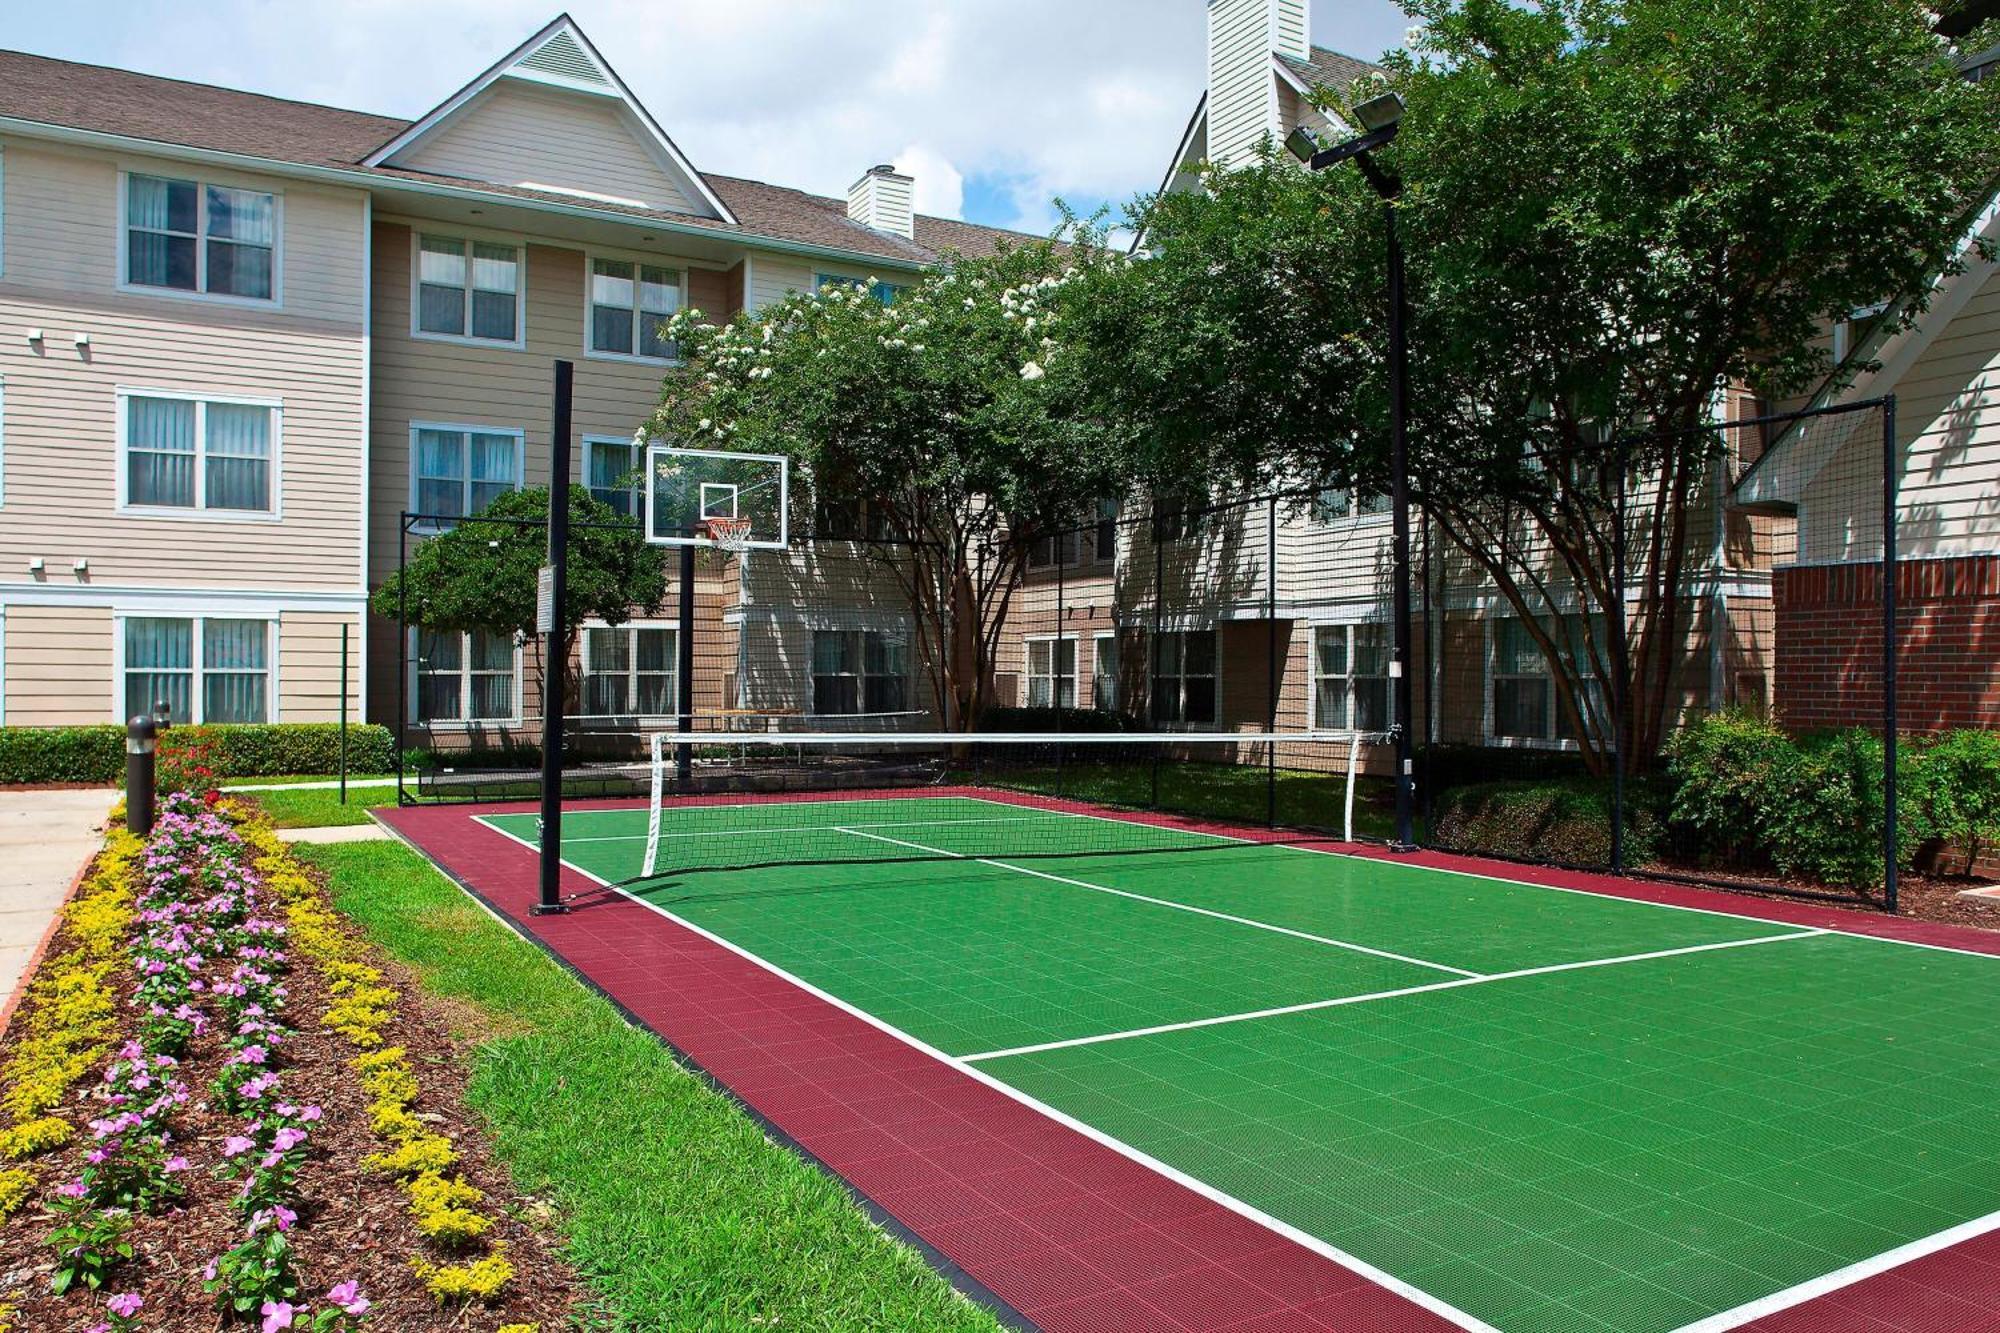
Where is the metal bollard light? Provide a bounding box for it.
[126,715,159,838]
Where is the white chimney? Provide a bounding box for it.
[1207,0,1311,170]
[848,164,915,239]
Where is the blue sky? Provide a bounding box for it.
[0,0,1410,234]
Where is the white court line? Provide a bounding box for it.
[1671,1206,2000,1333]
[467,813,1500,1333]
[960,929,1826,1063]
[955,793,2000,967]
[545,794,1086,821]
[834,825,1481,979]
[559,813,1067,846]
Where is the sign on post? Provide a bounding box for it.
[536,564,556,635]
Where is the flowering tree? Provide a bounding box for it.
[647,234,1144,728]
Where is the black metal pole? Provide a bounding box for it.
[535,360,575,916]
[339,621,350,805]
[1882,395,1899,913]
[1056,523,1067,796]
[1386,200,1417,852]
[1610,444,1630,874]
[1419,512,1434,836]
[1151,511,1165,810]
[396,519,408,807]
[125,716,158,837]
[677,543,696,788]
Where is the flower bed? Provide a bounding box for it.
[0,796,572,1331]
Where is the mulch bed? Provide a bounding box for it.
[1633,858,2000,933]
[0,847,578,1331]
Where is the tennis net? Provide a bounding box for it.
[635,728,1385,880]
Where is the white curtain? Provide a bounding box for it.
[126,175,196,290]
[204,404,270,511]
[468,434,516,514]
[124,617,192,723]
[202,619,267,723]
[416,429,465,519]
[127,397,196,507]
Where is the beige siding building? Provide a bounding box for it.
[0,16,1032,734]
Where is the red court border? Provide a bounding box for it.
[380,788,2000,1333]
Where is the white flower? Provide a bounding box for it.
[1020,362,1045,381]
[1024,318,1037,332]
[632,426,648,448]
[698,418,712,431]
[964,298,976,309]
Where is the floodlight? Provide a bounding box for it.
[1285,125,1327,164]
[1352,92,1405,134]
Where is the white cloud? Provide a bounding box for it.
[7,0,1411,229]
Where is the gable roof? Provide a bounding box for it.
[364,14,738,225]
[0,43,1040,271]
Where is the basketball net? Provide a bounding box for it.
[704,516,755,556]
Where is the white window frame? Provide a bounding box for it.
[578,621,680,719]
[116,167,283,308]
[1310,488,1392,525]
[1309,622,1391,734]
[407,422,525,534]
[112,613,279,724]
[409,229,527,350]
[581,433,640,518]
[408,627,523,729]
[1023,633,1080,709]
[1092,631,1120,712]
[115,387,284,521]
[808,626,911,718]
[583,250,686,364]
[1149,626,1220,729]
[1484,614,1606,751]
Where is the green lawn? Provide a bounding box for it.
[237,779,403,828]
[299,839,1002,1332]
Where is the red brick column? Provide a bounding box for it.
[1773,553,2000,734]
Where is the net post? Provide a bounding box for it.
[1881,395,1899,914]
[533,359,574,917]
[642,730,666,879]
[1344,731,1361,844]
[1610,438,1630,875]
[1266,494,1278,830]
[677,543,696,789]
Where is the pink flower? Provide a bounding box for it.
[163,1156,189,1173]
[108,1291,143,1317]
[57,1177,88,1199]
[223,1135,254,1157]
[272,1127,307,1152]
[327,1280,369,1315]
[203,1258,219,1281]
[260,1301,295,1332]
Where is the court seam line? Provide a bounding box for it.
[954,793,2000,967]
[832,825,1483,979]
[467,813,1502,1333]
[958,928,1829,1063]
[561,813,1068,845]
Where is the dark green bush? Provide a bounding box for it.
[1903,728,2000,871]
[1418,743,1588,793]
[1662,712,1798,867]
[1431,777,1661,867]
[0,723,395,785]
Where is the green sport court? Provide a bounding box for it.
[473,791,2000,1333]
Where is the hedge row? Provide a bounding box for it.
[0,723,396,785]
[1432,777,1664,868]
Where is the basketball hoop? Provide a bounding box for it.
[704,516,755,554]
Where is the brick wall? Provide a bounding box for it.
[1774,554,2000,734]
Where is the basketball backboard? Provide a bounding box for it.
[644,445,789,549]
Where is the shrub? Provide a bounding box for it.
[974,706,1142,735]
[1431,777,1661,867]
[0,723,395,785]
[1904,729,2000,871]
[1663,712,1796,867]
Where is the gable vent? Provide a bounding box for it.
[517,30,610,87]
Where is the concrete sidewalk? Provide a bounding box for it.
[0,788,119,1027]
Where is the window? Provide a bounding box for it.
[1025,636,1077,708]
[121,393,277,514]
[1311,488,1391,524]
[1151,629,1216,725]
[411,425,521,529]
[416,629,517,723]
[814,273,905,306]
[1093,497,1120,562]
[1313,624,1389,732]
[122,616,270,724]
[1155,490,1205,542]
[589,258,683,359]
[416,234,520,343]
[1491,615,1607,744]
[1026,528,1082,569]
[125,173,276,301]
[1093,632,1120,712]
[585,436,638,517]
[813,494,899,541]
[582,626,677,716]
[811,629,908,715]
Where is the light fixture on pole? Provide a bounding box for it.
[1288,91,1418,853]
